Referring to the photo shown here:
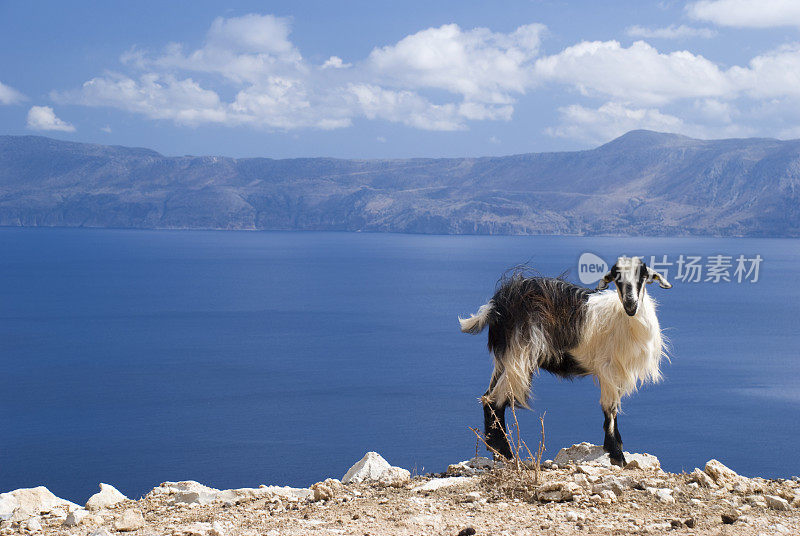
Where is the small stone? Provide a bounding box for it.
[684,517,696,528]
[564,510,584,522]
[554,442,660,470]
[412,477,476,492]
[342,452,392,484]
[538,481,579,502]
[447,457,494,476]
[63,509,93,527]
[89,529,113,536]
[721,512,739,524]
[572,474,591,489]
[599,489,617,503]
[689,468,717,488]
[86,483,127,511]
[114,509,145,532]
[463,492,481,503]
[24,517,42,532]
[377,467,411,488]
[765,495,790,511]
[457,528,476,536]
[744,494,767,507]
[645,487,674,504]
[704,459,738,486]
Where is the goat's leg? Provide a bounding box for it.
[599,382,626,466]
[482,379,513,459]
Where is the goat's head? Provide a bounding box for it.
[597,256,672,316]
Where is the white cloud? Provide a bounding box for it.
[26,106,76,132]
[0,81,26,105]
[349,84,464,131]
[121,14,303,84]
[688,0,800,28]
[694,98,736,123]
[48,12,800,143]
[367,23,544,103]
[547,102,685,143]
[101,125,112,133]
[534,40,732,105]
[321,56,351,69]
[626,24,717,39]
[728,44,800,98]
[56,15,545,132]
[547,101,756,144]
[55,73,227,125]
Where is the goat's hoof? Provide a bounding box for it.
[610,455,627,467]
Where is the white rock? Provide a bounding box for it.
[572,474,591,489]
[463,491,481,503]
[599,489,617,503]
[538,481,581,502]
[377,467,411,488]
[89,530,113,536]
[25,517,42,532]
[553,442,659,470]
[704,459,739,487]
[412,476,477,492]
[565,510,579,522]
[149,481,220,505]
[447,457,495,476]
[113,509,145,532]
[646,487,675,504]
[148,481,312,505]
[63,508,93,527]
[689,468,717,488]
[0,486,80,519]
[765,495,790,511]
[86,483,127,511]
[342,452,392,484]
[310,479,343,502]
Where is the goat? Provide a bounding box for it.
[459,256,671,466]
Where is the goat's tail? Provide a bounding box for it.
[458,301,494,334]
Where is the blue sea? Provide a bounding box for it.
[1,229,798,503]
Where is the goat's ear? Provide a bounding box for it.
[646,267,672,289]
[596,272,614,290]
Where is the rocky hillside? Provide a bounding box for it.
[2,443,799,535]
[1,131,799,236]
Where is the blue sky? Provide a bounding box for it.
[2,0,800,158]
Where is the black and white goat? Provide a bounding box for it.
[459,256,671,466]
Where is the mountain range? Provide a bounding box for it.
[0,130,797,236]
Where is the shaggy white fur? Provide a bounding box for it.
[571,289,665,410]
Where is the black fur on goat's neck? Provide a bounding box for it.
[486,269,595,378]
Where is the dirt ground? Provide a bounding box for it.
[6,455,799,536]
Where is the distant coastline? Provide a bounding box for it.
[1,130,799,237]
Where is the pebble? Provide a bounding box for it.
[721,512,739,524]
[765,494,790,511]
[114,509,145,532]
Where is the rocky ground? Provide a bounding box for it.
[2,443,799,536]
